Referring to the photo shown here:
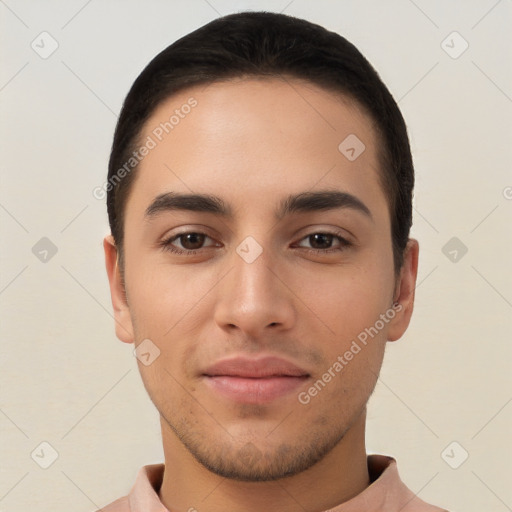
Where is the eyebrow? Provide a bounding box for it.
[144,190,373,222]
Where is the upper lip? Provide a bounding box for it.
[202,356,310,378]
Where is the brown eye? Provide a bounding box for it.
[307,233,334,249]
[160,231,218,255]
[177,233,206,250]
[295,231,351,254]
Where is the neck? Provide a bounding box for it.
[158,409,370,512]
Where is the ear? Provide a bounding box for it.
[387,238,419,342]
[103,235,135,344]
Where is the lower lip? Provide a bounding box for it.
[204,375,309,404]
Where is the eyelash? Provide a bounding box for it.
[159,230,352,256]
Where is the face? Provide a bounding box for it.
[105,77,418,481]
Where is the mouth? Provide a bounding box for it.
[202,356,310,404]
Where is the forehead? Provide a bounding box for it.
[127,77,387,223]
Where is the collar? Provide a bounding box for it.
[127,454,444,512]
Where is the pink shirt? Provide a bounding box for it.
[95,454,449,511]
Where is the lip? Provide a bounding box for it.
[202,356,310,404]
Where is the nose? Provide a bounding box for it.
[213,244,296,338]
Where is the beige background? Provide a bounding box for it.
[1,1,511,511]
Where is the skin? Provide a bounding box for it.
[104,77,419,512]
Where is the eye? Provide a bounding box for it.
[294,231,352,254]
[159,229,352,256]
[160,231,218,255]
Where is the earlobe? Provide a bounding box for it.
[103,235,135,344]
[387,238,419,342]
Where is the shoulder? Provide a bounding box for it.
[367,454,450,512]
[92,495,130,512]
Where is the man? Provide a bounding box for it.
[100,10,449,512]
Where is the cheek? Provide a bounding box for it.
[125,258,201,332]
[297,263,394,345]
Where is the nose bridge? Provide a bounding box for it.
[233,243,276,301]
[213,238,295,333]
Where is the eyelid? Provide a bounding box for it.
[159,225,218,242]
[293,224,355,244]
